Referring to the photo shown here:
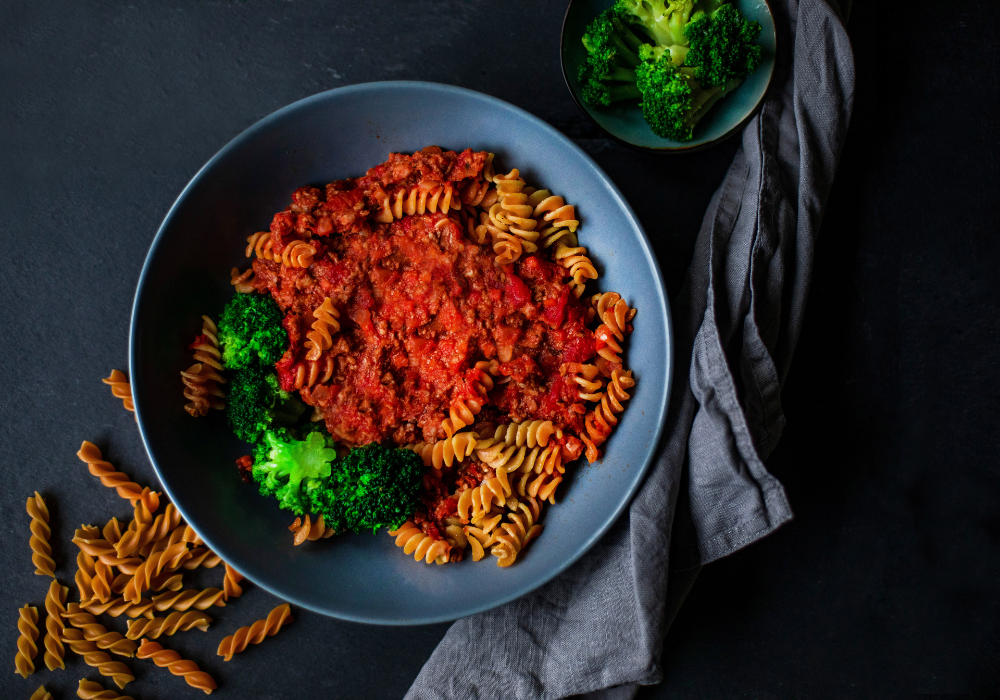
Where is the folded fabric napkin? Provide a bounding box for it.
[406,0,855,697]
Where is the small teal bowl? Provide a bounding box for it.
[130,82,673,624]
[561,0,777,152]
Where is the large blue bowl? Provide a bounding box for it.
[131,82,672,624]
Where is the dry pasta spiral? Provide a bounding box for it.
[27,491,55,577]
[29,686,52,700]
[62,603,137,657]
[223,563,244,600]
[102,369,135,412]
[76,551,97,602]
[182,546,222,569]
[125,611,212,640]
[388,522,450,565]
[305,298,341,361]
[582,369,636,463]
[291,355,334,389]
[123,542,191,603]
[230,265,255,293]
[528,189,580,248]
[288,514,334,545]
[137,639,218,694]
[76,679,136,699]
[409,431,478,471]
[16,604,39,678]
[76,441,147,504]
[554,241,599,297]
[151,588,226,612]
[81,597,155,620]
[561,362,604,402]
[216,603,293,661]
[59,629,134,688]
[43,580,68,671]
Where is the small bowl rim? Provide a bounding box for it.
[559,0,777,154]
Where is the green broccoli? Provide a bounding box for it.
[217,292,287,371]
[308,444,424,534]
[578,9,645,107]
[635,44,740,141]
[252,428,337,515]
[684,2,762,87]
[614,0,701,48]
[226,361,307,444]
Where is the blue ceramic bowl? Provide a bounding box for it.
[130,82,672,624]
[561,0,777,152]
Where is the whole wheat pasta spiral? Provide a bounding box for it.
[216,603,293,661]
[91,559,113,604]
[81,597,156,620]
[62,603,137,657]
[137,639,217,694]
[289,514,334,545]
[230,265,255,293]
[123,542,191,603]
[102,369,135,412]
[76,441,146,504]
[27,491,55,577]
[76,679,136,699]
[151,588,226,612]
[582,369,636,463]
[305,297,341,361]
[76,551,97,602]
[125,611,212,640]
[60,629,134,688]
[388,522,450,565]
[182,546,222,570]
[29,686,52,700]
[223,563,244,600]
[72,528,141,574]
[122,503,180,559]
[42,580,68,671]
[15,604,39,678]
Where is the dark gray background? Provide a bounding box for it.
[3,0,998,697]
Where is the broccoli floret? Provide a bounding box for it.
[252,429,337,516]
[217,292,287,371]
[636,44,739,141]
[226,362,307,444]
[614,0,698,48]
[579,9,646,107]
[308,444,423,534]
[684,3,762,87]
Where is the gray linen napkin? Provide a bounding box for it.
[405,0,855,697]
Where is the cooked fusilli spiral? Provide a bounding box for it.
[223,563,244,600]
[490,497,544,567]
[230,265,256,293]
[60,629,134,688]
[245,230,274,260]
[281,239,316,268]
[216,603,293,661]
[81,597,156,620]
[180,363,225,416]
[191,315,225,371]
[441,397,483,437]
[457,474,511,525]
[491,169,539,265]
[288,514,334,545]
[591,292,636,366]
[29,685,52,700]
[305,298,341,361]
[125,611,211,640]
[76,441,147,504]
[529,189,580,248]
[388,522,450,565]
[16,605,39,678]
[561,362,604,401]
[123,542,191,603]
[27,491,55,577]
[291,355,334,389]
[137,639,217,694]
[375,180,458,223]
[408,431,478,470]
[42,580,67,671]
[102,369,135,412]
[151,588,226,612]
[554,241,599,297]
[62,603,137,657]
[582,369,636,463]
[76,679,136,700]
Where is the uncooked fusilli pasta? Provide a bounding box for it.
[60,629,134,688]
[15,605,39,678]
[76,679,136,700]
[76,441,147,504]
[216,603,293,661]
[151,588,226,612]
[27,491,55,577]
[62,603,137,657]
[102,369,135,412]
[137,639,217,694]
[223,563,244,600]
[42,580,67,671]
[125,611,211,640]
[29,686,52,700]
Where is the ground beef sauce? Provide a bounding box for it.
[252,148,601,558]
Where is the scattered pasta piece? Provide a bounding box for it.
[151,588,226,612]
[125,611,211,640]
[76,678,136,699]
[42,580,68,671]
[76,442,147,504]
[289,514,334,545]
[15,605,39,678]
[62,603,137,657]
[181,547,222,570]
[137,639,217,694]
[216,603,293,661]
[102,370,135,412]
[27,492,55,577]
[123,542,191,603]
[29,686,52,700]
[222,563,244,600]
[81,597,155,620]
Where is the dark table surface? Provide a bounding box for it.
[4,0,999,697]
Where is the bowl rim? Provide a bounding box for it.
[130,80,674,624]
[559,0,777,154]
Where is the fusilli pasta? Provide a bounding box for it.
[490,496,544,567]
[42,580,67,671]
[561,362,604,402]
[529,189,580,248]
[230,265,255,293]
[388,522,450,564]
[62,603,137,657]
[76,679,136,700]
[305,298,341,361]
[137,639,217,694]
[375,180,459,223]
[76,441,147,504]
[102,369,135,412]
[151,588,226,612]
[29,686,52,700]
[125,611,211,640]
[554,240,599,297]
[490,169,539,265]
[216,603,293,661]
[408,431,478,471]
[289,513,334,545]
[591,292,636,366]
[582,369,636,463]
[246,231,315,268]
[223,563,244,600]
[290,355,334,389]
[27,491,55,577]
[60,629,134,688]
[15,605,39,678]
[123,542,191,603]
[81,597,156,620]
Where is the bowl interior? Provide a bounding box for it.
[131,82,672,624]
[561,0,777,151]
